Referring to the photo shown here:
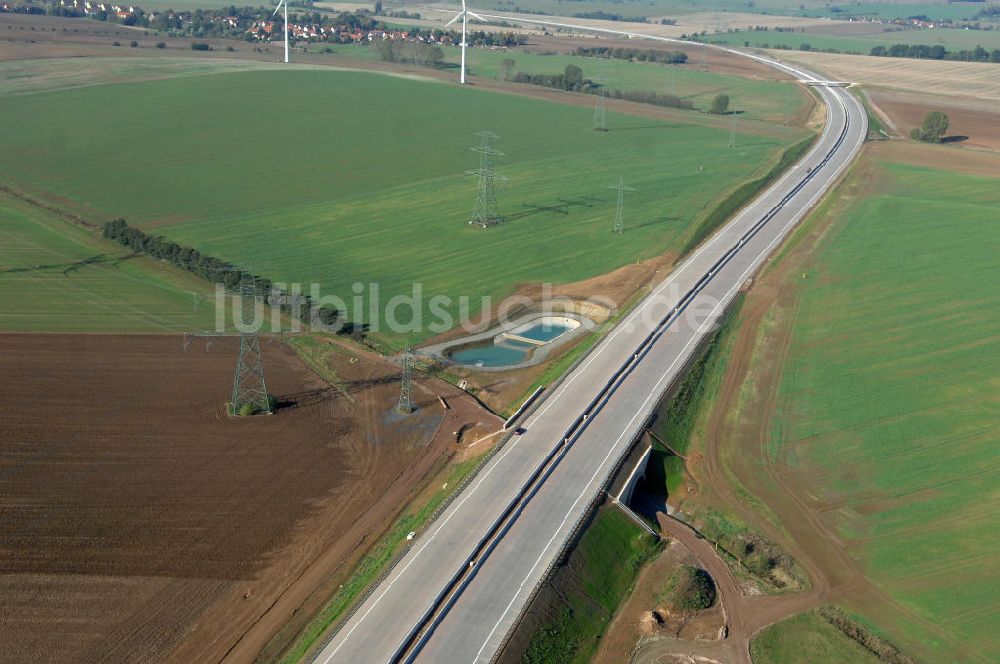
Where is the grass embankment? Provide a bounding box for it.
[521,506,661,664]
[759,159,1000,661]
[0,66,802,347]
[0,192,215,332]
[276,453,486,664]
[650,298,743,454]
[680,134,815,255]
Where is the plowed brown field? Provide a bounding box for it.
[0,334,499,663]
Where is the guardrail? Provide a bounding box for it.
[397,91,854,663]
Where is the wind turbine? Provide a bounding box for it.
[445,0,484,84]
[273,0,289,63]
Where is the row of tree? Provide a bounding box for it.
[507,64,694,111]
[574,46,688,64]
[373,39,443,67]
[870,43,1000,63]
[102,219,341,327]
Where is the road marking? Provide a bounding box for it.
[318,44,863,664]
[471,94,861,659]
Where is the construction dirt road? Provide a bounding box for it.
[0,333,500,664]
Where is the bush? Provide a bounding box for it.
[238,403,255,417]
[910,111,949,143]
[155,41,166,48]
[112,40,121,46]
[709,93,730,115]
[129,40,138,47]
[191,42,211,51]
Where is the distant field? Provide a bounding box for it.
[0,66,804,345]
[0,192,215,332]
[471,0,999,22]
[702,25,1000,54]
[304,44,810,122]
[763,158,1000,661]
[751,611,880,664]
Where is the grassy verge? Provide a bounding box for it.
[698,508,805,591]
[285,335,351,399]
[276,454,486,664]
[521,506,661,664]
[680,135,816,256]
[851,88,888,140]
[649,297,742,455]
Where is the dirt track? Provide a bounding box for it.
[605,512,822,664]
[0,333,500,663]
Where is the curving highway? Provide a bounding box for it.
[313,25,867,664]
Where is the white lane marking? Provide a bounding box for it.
[319,48,861,664]
[471,95,862,660]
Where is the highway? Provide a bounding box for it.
[313,28,867,664]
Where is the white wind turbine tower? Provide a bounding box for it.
[445,0,484,84]
[273,0,289,63]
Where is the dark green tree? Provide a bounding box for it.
[563,63,583,87]
[709,93,730,115]
[500,57,516,80]
[910,111,949,143]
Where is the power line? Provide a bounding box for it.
[608,176,636,234]
[398,345,414,414]
[467,130,506,228]
[593,78,608,131]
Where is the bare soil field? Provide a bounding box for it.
[868,89,1000,151]
[0,333,499,663]
[782,49,1000,102]
[866,139,1000,176]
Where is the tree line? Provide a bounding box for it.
[102,219,341,328]
[574,46,688,65]
[505,64,694,111]
[870,43,1000,63]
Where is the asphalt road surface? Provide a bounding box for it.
[314,29,867,664]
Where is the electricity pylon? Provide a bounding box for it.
[185,266,272,416]
[231,270,270,415]
[397,346,414,414]
[609,176,636,234]
[468,131,506,228]
[593,79,608,131]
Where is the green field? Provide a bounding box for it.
[751,611,880,664]
[0,193,216,332]
[0,64,804,345]
[701,25,1000,54]
[473,0,998,22]
[321,45,810,123]
[765,159,1000,661]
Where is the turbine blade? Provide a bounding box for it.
[272,0,283,15]
[467,11,485,20]
[444,12,462,27]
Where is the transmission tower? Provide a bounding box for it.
[608,176,636,234]
[728,116,737,150]
[397,346,413,414]
[185,266,272,416]
[593,79,608,131]
[467,130,506,228]
[231,270,271,415]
